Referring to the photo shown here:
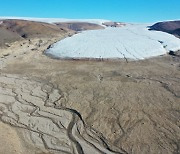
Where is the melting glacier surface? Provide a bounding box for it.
[46,24,180,60]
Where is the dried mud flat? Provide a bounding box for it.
[0,73,123,154]
[0,37,180,154]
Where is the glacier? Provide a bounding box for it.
[46,24,180,60]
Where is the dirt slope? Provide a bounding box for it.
[0,27,21,46]
[0,19,70,47]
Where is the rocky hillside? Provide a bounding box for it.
[149,20,180,38]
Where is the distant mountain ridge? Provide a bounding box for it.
[0,17,109,26]
[55,22,104,31]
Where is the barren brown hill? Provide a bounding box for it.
[55,22,104,31]
[149,20,180,38]
[0,19,70,47]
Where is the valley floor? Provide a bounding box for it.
[0,36,180,154]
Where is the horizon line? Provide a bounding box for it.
[0,16,180,24]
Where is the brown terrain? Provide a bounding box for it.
[0,19,70,47]
[149,20,180,38]
[0,19,180,154]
